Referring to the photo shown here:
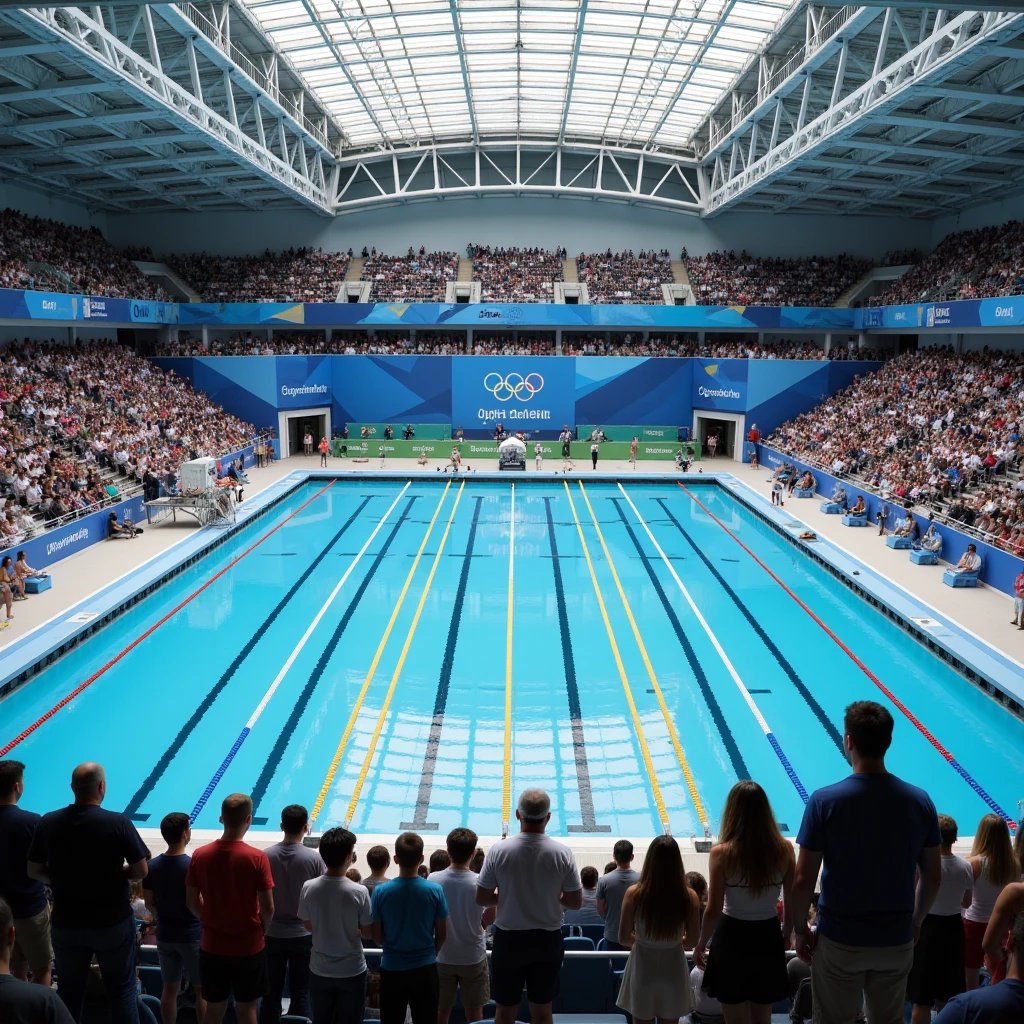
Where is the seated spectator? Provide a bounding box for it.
[850,495,866,516]
[686,964,724,1024]
[370,833,449,1024]
[298,828,371,1024]
[0,761,50,988]
[431,828,491,1024]
[563,866,602,926]
[577,249,671,304]
[363,251,458,302]
[0,897,75,1024]
[471,246,563,303]
[933,910,1024,1023]
[954,544,982,575]
[27,763,150,1024]
[107,511,140,539]
[917,524,942,553]
[831,484,848,508]
[791,702,941,1024]
[616,835,700,1023]
[143,812,205,1024]
[596,840,638,951]
[185,794,275,1024]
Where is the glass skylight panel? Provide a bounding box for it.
[240,0,801,152]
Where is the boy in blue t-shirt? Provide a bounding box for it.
[370,833,448,1024]
[143,812,205,1024]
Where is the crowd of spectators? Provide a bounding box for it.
[470,247,564,303]
[0,209,166,300]
[883,249,920,267]
[164,249,349,303]
[3,702,1024,1024]
[470,335,555,355]
[767,345,1024,551]
[576,249,672,303]
[0,338,253,549]
[685,250,871,307]
[360,251,458,302]
[874,222,1024,306]
[151,333,463,357]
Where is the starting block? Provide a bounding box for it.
[886,535,913,549]
[943,569,979,588]
[820,501,843,514]
[794,487,814,498]
[24,575,52,594]
[910,549,938,565]
[842,513,868,526]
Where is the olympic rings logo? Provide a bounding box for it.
[482,372,545,402]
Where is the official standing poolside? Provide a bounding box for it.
[475,790,581,1024]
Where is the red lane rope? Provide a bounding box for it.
[677,481,1016,830]
[0,480,336,757]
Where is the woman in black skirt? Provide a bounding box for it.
[694,781,795,1023]
[906,814,973,1023]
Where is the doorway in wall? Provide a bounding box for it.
[693,410,746,462]
[280,407,331,457]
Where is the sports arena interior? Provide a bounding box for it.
[2,2,1024,1024]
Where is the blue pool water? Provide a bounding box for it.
[3,478,1023,838]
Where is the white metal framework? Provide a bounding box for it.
[3,3,1024,217]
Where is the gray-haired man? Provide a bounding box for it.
[476,790,581,1024]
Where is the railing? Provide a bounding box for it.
[174,2,329,149]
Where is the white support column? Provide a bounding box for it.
[873,7,894,76]
[824,332,832,355]
[143,7,161,74]
[830,40,849,107]
[797,74,812,131]
[769,99,783,149]
[186,36,203,102]
[223,71,238,128]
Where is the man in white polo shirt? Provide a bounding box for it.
[476,789,581,1024]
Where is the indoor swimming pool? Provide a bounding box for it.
[2,477,1022,839]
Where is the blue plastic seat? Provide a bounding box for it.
[842,513,868,526]
[910,549,938,565]
[886,535,912,549]
[138,965,164,997]
[794,487,813,498]
[563,936,596,951]
[943,569,979,587]
[139,945,160,965]
[553,956,613,1014]
[820,501,843,513]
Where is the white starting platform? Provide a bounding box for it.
[144,491,236,527]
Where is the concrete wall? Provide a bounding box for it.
[1,180,107,232]
[103,196,932,260]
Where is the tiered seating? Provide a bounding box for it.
[577,249,671,303]
[361,249,458,301]
[471,246,564,302]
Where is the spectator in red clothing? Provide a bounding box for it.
[186,794,275,1024]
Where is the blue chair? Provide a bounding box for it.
[794,487,813,498]
[139,945,160,965]
[563,936,596,951]
[553,956,613,1014]
[578,924,605,945]
[842,513,868,526]
[943,569,979,588]
[910,549,939,565]
[886,535,912,549]
[138,966,164,997]
[820,501,843,513]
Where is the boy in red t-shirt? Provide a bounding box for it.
[186,794,275,1024]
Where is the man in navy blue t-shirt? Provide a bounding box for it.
[371,832,448,1024]
[0,760,51,987]
[143,812,204,1024]
[791,701,941,1024]
[934,910,1024,1023]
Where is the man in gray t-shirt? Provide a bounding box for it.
[261,805,325,1024]
[299,827,372,1024]
[595,840,639,949]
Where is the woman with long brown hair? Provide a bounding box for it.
[615,834,700,1024]
[964,813,1022,988]
[695,781,795,1024]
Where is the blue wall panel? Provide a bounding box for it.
[574,357,692,427]
[331,354,452,425]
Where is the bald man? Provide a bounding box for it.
[28,763,150,1024]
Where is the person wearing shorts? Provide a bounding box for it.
[433,828,491,1024]
[1012,568,1024,629]
[144,812,205,1024]
[186,794,274,1024]
[476,790,581,1024]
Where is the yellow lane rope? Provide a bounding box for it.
[562,480,671,834]
[342,481,465,828]
[310,480,452,823]
[501,483,515,837]
[578,482,710,837]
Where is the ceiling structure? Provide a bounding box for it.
[0,2,1023,217]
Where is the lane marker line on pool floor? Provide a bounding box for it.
[502,482,515,837]
[676,481,1016,830]
[402,495,485,831]
[579,482,710,837]
[651,494,845,757]
[563,480,672,835]
[310,480,453,824]
[543,495,610,833]
[1,480,338,761]
[608,495,751,784]
[343,481,465,829]
[617,484,809,806]
[189,483,413,822]
[250,494,420,821]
